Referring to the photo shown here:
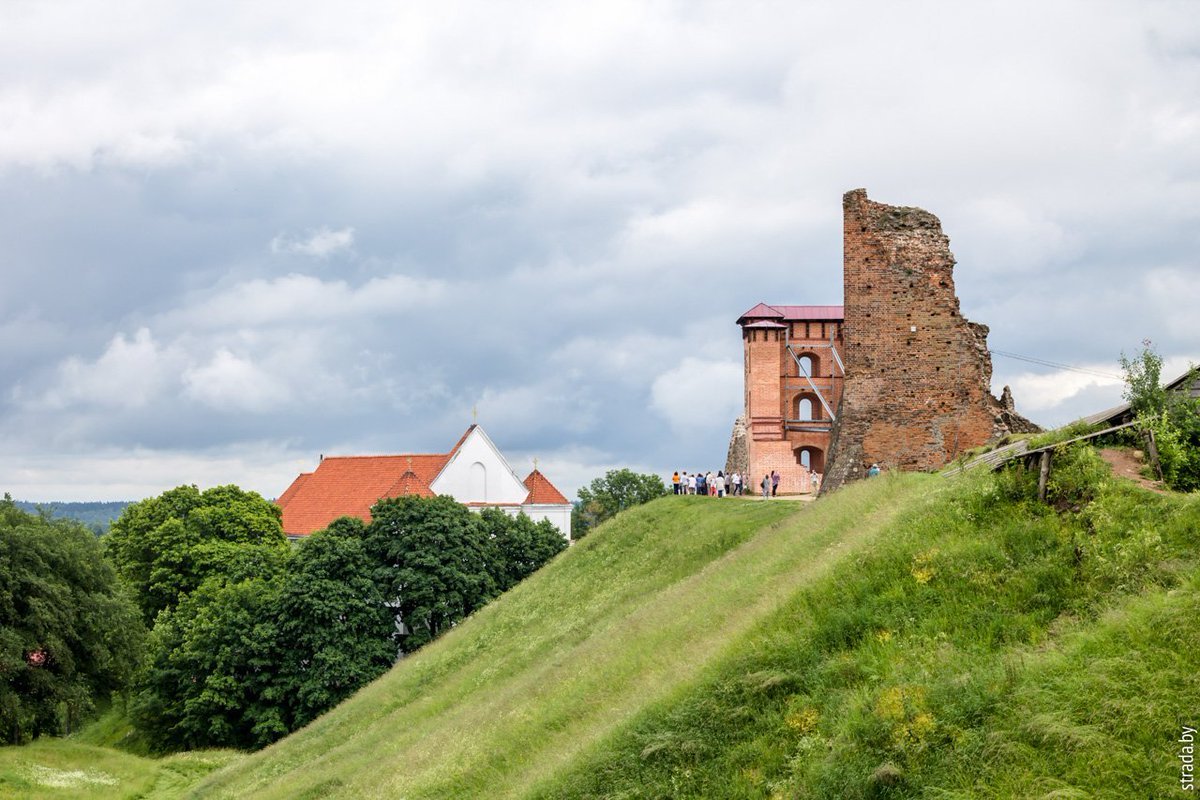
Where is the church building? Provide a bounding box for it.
[275,425,572,540]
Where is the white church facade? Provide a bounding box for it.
[276,425,572,540]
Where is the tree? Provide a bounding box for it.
[131,576,285,751]
[272,527,395,729]
[0,496,144,743]
[476,509,567,592]
[364,496,496,652]
[573,469,667,537]
[1120,341,1200,491]
[1120,339,1168,418]
[105,485,287,623]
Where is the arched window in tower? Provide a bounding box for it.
[469,461,487,501]
[798,355,813,377]
[798,397,814,421]
[799,449,811,469]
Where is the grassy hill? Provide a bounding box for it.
[3,447,1198,798]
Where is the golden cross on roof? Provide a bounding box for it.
[472,404,478,423]
[533,456,539,471]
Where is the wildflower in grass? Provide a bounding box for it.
[740,766,763,785]
[875,629,893,643]
[875,686,907,721]
[911,547,939,584]
[785,706,820,734]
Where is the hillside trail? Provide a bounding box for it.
[1099,447,1168,494]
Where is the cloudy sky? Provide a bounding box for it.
[2,1,1197,501]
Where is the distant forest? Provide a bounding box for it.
[13,500,130,535]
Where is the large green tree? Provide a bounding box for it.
[573,468,668,536]
[476,508,567,592]
[105,485,287,623]
[132,576,284,751]
[364,496,497,652]
[0,496,144,743]
[272,525,395,729]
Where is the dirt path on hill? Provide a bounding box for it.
[1099,448,1168,494]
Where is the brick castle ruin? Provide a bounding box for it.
[727,189,1037,494]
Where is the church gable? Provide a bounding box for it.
[276,425,572,538]
[430,425,531,505]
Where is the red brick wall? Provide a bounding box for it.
[823,189,1008,491]
[740,322,843,495]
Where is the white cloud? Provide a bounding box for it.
[270,227,355,258]
[650,357,742,432]
[0,442,312,503]
[182,348,288,412]
[1144,268,1200,338]
[1007,368,1125,414]
[162,272,445,330]
[35,328,181,410]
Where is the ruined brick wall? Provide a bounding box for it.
[724,414,748,478]
[822,189,1022,492]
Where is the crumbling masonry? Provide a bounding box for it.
[729,189,1037,495]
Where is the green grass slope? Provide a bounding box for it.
[196,475,932,799]
[0,739,237,800]
[7,449,1196,799]
[532,455,1200,799]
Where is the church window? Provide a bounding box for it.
[469,461,487,501]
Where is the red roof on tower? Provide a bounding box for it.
[736,303,844,325]
[522,469,570,505]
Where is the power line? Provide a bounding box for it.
[989,349,1124,381]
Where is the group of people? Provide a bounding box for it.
[672,470,745,497]
[671,468,822,498]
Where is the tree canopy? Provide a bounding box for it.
[1121,341,1200,491]
[0,495,144,743]
[573,469,668,536]
[127,490,567,751]
[105,484,287,623]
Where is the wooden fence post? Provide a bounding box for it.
[1037,450,1052,502]
[1143,428,1164,482]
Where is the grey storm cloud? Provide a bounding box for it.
[1,0,1197,500]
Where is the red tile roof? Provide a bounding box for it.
[522,469,570,505]
[737,303,844,325]
[275,472,311,508]
[277,453,448,536]
[739,302,784,319]
[773,305,844,321]
[275,427,571,536]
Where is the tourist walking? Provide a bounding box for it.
[771,470,780,497]
[672,471,681,494]
[760,473,771,498]
[715,471,726,497]
[731,471,742,496]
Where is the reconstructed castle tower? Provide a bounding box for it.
[728,189,1037,495]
